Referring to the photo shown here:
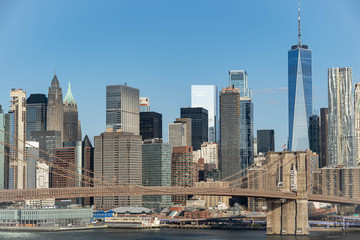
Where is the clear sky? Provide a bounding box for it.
[0,0,359,150]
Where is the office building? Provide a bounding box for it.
[0,105,9,189]
[9,89,27,189]
[194,180,230,209]
[94,131,142,209]
[257,130,275,155]
[355,83,360,164]
[139,97,150,112]
[30,130,62,164]
[140,111,162,140]
[47,73,64,141]
[200,142,218,168]
[26,141,39,189]
[180,107,208,151]
[328,67,356,167]
[106,84,139,134]
[142,139,172,209]
[219,88,241,179]
[26,94,47,140]
[288,8,312,151]
[229,70,252,98]
[83,135,94,206]
[171,146,194,204]
[319,108,329,168]
[240,98,254,169]
[168,118,191,147]
[309,115,320,154]
[191,85,218,143]
[63,82,81,142]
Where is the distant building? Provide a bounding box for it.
[106,84,139,134]
[194,180,230,209]
[171,146,194,204]
[200,142,218,168]
[191,85,218,143]
[30,130,62,165]
[0,105,9,189]
[229,70,252,98]
[319,108,328,167]
[63,82,81,142]
[94,131,142,209]
[180,107,208,151]
[47,73,64,141]
[140,112,162,140]
[26,141,39,189]
[328,67,356,167]
[257,130,274,155]
[26,94,47,140]
[309,115,320,154]
[169,118,191,147]
[82,135,94,206]
[355,83,360,164]
[142,138,172,209]
[139,97,150,112]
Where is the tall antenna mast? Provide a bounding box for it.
[298,3,301,47]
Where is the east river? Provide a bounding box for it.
[0,229,359,240]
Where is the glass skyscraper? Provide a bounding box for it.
[288,10,312,151]
[26,94,47,141]
[191,85,217,143]
[229,70,252,98]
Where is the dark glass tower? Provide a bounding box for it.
[180,107,208,151]
[26,94,47,140]
[257,129,275,154]
[319,108,328,167]
[240,99,254,169]
[140,111,162,140]
[288,7,312,151]
[309,115,320,154]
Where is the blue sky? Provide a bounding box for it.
[0,0,359,150]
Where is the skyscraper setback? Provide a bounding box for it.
[47,73,64,142]
[288,7,312,151]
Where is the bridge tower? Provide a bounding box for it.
[266,151,309,235]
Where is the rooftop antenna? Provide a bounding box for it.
[298,3,301,47]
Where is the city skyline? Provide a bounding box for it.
[0,1,359,150]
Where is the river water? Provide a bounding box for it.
[0,228,359,239]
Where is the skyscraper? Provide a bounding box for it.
[0,105,9,189]
[168,118,191,147]
[229,70,252,98]
[106,84,140,134]
[139,97,150,112]
[191,85,218,143]
[319,108,329,168]
[308,115,320,154]
[26,94,47,140]
[288,7,312,151]
[355,83,360,164]
[328,67,356,167]
[82,135,94,206]
[257,130,275,154]
[47,73,64,142]
[140,111,162,140]
[63,82,81,142]
[219,88,241,179]
[180,107,208,151]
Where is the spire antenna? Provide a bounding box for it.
[298,3,301,47]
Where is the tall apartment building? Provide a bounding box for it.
[180,107,208,151]
[319,108,329,168]
[26,94,47,140]
[328,67,356,167]
[219,88,241,179]
[106,84,139,134]
[168,118,191,147]
[355,83,360,164]
[63,82,81,142]
[171,146,194,204]
[308,115,320,154]
[94,131,142,209]
[257,130,275,155]
[140,111,162,140]
[200,142,218,168]
[9,89,27,189]
[47,73,64,141]
[191,85,218,143]
[0,105,9,189]
[288,9,312,151]
[142,139,172,209]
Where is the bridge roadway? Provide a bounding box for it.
[0,185,359,205]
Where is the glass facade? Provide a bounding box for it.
[229,70,252,98]
[288,45,312,151]
[191,85,217,143]
[309,115,320,154]
[257,129,275,154]
[26,94,47,141]
[240,98,254,170]
[0,106,9,189]
[140,111,162,140]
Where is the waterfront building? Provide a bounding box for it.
[191,85,218,143]
[219,88,241,179]
[140,111,162,140]
[142,138,172,209]
[9,89,27,189]
[319,108,329,168]
[257,130,275,155]
[94,131,142,209]
[180,107,208,151]
[168,118,191,147]
[355,83,360,164]
[47,73,64,141]
[63,82,81,142]
[194,180,230,209]
[171,146,194,204]
[106,84,139,134]
[288,8,312,151]
[0,105,9,189]
[328,67,356,167]
[309,115,320,154]
[26,94,47,140]
[139,97,150,112]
